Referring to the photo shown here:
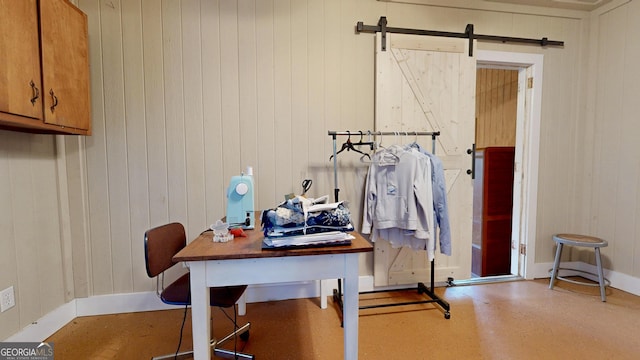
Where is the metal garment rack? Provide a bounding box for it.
[356,16,564,56]
[328,130,451,320]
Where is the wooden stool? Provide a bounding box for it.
[549,233,609,302]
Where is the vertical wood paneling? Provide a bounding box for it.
[64,137,90,298]
[75,0,596,297]
[475,68,517,149]
[273,0,293,199]
[121,0,150,292]
[31,136,65,314]
[307,0,324,196]
[6,0,640,340]
[101,0,132,294]
[201,0,226,224]
[9,135,39,326]
[181,0,207,237]
[593,7,625,270]
[323,0,341,201]
[0,0,609,332]
[80,0,113,296]
[255,0,277,208]
[629,1,640,279]
[614,3,639,275]
[8,135,62,327]
[162,0,188,225]
[0,132,19,340]
[142,0,169,226]
[237,0,259,203]
[219,1,242,189]
[291,0,309,190]
[598,5,634,273]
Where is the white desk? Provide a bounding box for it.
[173,229,372,360]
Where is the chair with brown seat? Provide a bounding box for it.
[144,222,254,360]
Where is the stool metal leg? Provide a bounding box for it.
[549,243,563,289]
[595,247,606,302]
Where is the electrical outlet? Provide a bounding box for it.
[1,286,15,312]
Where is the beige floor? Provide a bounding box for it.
[46,278,640,360]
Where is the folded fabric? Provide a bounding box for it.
[263,231,355,248]
[261,195,353,237]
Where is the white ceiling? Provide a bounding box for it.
[485,0,613,11]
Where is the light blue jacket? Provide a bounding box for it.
[362,145,434,245]
[413,144,452,256]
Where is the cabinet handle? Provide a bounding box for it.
[49,89,58,113]
[30,80,40,105]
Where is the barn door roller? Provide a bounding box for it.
[356,16,564,56]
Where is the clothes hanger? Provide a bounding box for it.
[330,131,371,160]
[406,131,420,149]
[361,131,400,164]
[350,131,376,151]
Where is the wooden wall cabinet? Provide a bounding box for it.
[472,147,515,277]
[0,0,91,135]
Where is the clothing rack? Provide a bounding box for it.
[328,130,451,320]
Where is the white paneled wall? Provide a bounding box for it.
[4,0,640,341]
[75,0,591,297]
[0,131,65,340]
[591,1,640,276]
[78,0,385,296]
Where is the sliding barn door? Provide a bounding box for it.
[374,33,475,286]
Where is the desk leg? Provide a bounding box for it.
[343,254,359,360]
[320,280,328,309]
[238,291,247,316]
[189,262,211,360]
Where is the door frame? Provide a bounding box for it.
[476,50,544,280]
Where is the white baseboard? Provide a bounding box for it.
[2,280,342,342]
[76,291,179,316]
[5,301,76,342]
[5,269,640,342]
[529,261,640,296]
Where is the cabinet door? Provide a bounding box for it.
[40,0,91,132]
[0,0,42,120]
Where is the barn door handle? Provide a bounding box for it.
[466,144,476,179]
